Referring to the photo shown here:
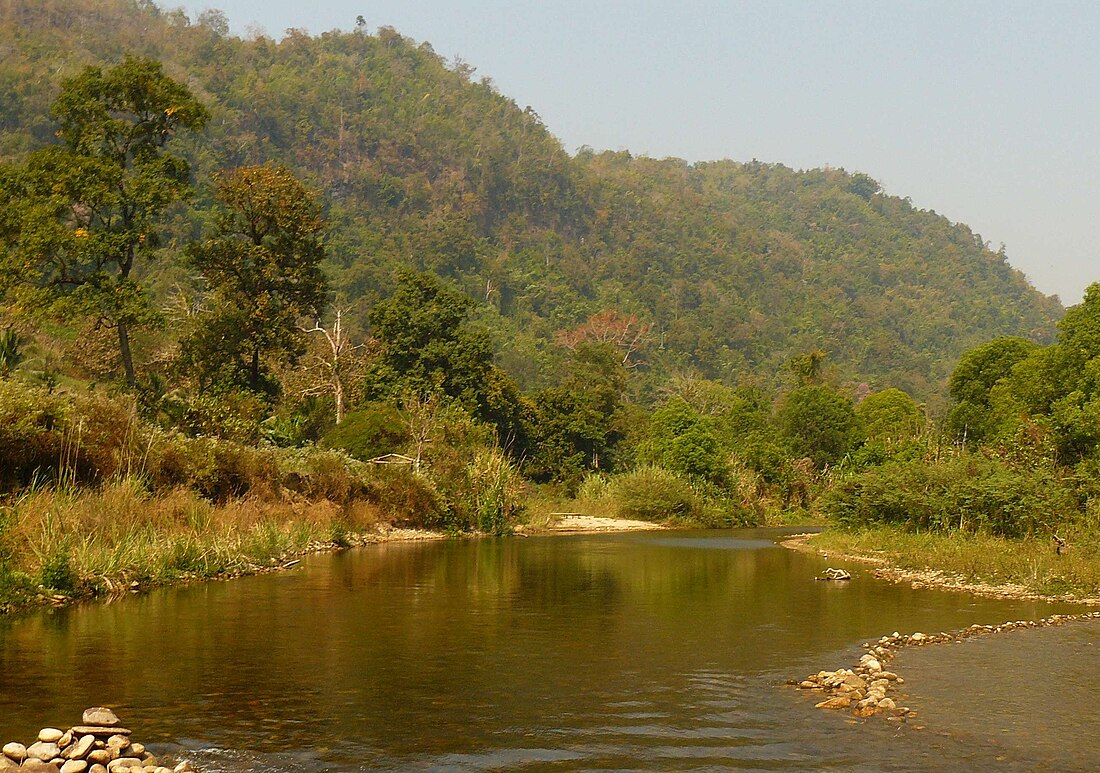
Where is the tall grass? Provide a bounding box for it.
[0,478,391,610]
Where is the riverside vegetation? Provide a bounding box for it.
[1,1,1099,616]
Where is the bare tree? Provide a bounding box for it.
[300,308,365,424]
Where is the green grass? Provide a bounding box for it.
[808,525,1100,598]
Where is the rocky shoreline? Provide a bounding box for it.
[1,708,192,772]
[794,610,1100,722]
[780,532,1100,605]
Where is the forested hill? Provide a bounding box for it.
[0,0,1063,400]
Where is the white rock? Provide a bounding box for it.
[2,743,26,763]
[39,729,65,744]
[26,742,61,762]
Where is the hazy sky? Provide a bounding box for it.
[177,0,1100,305]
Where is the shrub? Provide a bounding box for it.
[821,455,1078,537]
[323,402,409,461]
[608,465,701,521]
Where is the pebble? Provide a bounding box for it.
[2,743,27,762]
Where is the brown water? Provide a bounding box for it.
[0,529,1091,770]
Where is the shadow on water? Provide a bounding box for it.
[0,528,1092,770]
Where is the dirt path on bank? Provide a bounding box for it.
[539,514,666,533]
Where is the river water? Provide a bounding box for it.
[0,529,1095,770]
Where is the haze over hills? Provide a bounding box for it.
[0,0,1063,402]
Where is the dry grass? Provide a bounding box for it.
[0,478,387,608]
[809,526,1100,598]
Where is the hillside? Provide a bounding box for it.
[0,0,1063,401]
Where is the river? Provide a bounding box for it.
[0,528,1095,770]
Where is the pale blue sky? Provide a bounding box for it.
[176,1,1100,304]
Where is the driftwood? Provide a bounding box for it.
[816,567,852,581]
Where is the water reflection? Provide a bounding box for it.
[0,529,1086,770]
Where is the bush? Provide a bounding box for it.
[323,402,409,461]
[821,455,1078,537]
[608,465,701,521]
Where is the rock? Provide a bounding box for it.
[87,751,111,765]
[61,761,89,773]
[879,672,899,681]
[27,742,62,762]
[173,762,193,773]
[0,756,17,770]
[2,743,26,762]
[64,736,96,761]
[911,632,927,642]
[878,697,897,710]
[39,730,65,744]
[842,674,867,690]
[69,729,130,739]
[140,754,157,766]
[815,696,852,709]
[82,709,120,728]
[853,705,877,718]
[89,766,107,773]
[106,759,143,773]
[106,737,130,755]
[128,744,144,757]
[798,680,818,689]
[21,763,61,773]
[863,658,882,673]
[58,733,72,749]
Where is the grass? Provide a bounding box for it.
[808,525,1100,599]
[0,478,388,612]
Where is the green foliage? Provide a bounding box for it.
[637,398,727,484]
[1,54,207,386]
[607,465,702,522]
[40,536,78,593]
[182,163,329,395]
[323,402,409,461]
[776,385,861,468]
[856,388,924,444]
[525,343,627,486]
[946,336,1037,443]
[822,455,1077,538]
[0,328,23,377]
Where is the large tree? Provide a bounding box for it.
[0,55,207,386]
[182,163,329,395]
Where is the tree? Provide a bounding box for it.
[300,308,365,424]
[526,342,628,485]
[856,388,924,444]
[0,56,207,386]
[946,336,1037,443]
[555,310,652,367]
[776,385,860,468]
[183,164,329,395]
[360,271,526,445]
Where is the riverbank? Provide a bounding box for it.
[0,483,663,616]
[782,528,1100,604]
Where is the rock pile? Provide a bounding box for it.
[0,708,193,773]
[795,609,1100,722]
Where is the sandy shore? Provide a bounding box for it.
[540,514,665,533]
[780,532,1100,605]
